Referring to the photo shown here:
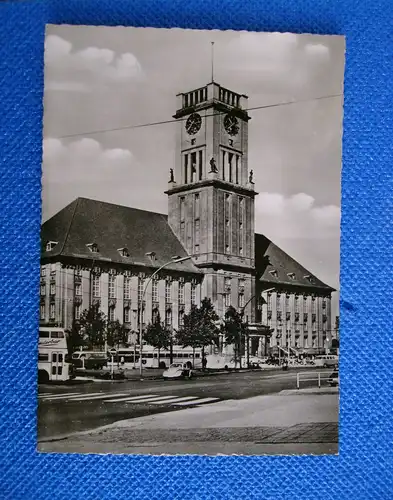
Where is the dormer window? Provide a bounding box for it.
[45,241,58,252]
[118,247,130,258]
[287,272,296,280]
[269,269,278,278]
[304,275,315,284]
[86,243,99,253]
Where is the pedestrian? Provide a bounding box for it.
[202,356,207,371]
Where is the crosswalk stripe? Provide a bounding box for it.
[130,395,181,404]
[39,392,81,399]
[105,394,159,403]
[150,396,198,405]
[68,393,130,402]
[173,397,219,406]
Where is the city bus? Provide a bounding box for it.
[110,345,203,370]
[38,327,71,383]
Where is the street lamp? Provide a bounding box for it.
[139,254,191,379]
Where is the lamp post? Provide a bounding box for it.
[139,254,191,379]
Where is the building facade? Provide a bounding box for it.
[40,80,335,356]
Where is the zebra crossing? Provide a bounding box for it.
[38,391,220,407]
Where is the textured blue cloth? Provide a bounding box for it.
[0,0,392,498]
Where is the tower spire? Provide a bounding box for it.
[211,41,215,82]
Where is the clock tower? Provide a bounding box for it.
[166,81,258,321]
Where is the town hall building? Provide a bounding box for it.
[40,81,335,357]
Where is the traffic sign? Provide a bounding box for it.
[109,348,117,356]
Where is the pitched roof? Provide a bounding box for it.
[41,198,200,274]
[255,233,335,292]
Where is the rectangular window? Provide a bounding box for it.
[108,307,115,322]
[75,268,82,277]
[178,283,185,304]
[194,219,200,253]
[41,267,46,277]
[50,283,56,295]
[50,263,56,275]
[138,278,144,303]
[322,298,327,310]
[40,304,45,320]
[285,294,290,309]
[178,310,184,328]
[152,279,158,303]
[191,285,196,305]
[165,309,172,327]
[311,297,316,313]
[198,150,203,181]
[123,277,131,300]
[184,155,188,184]
[191,152,197,182]
[38,353,49,362]
[277,295,282,311]
[222,150,226,180]
[108,275,116,299]
[235,155,240,184]
[238,293,245,308]
[228,153,233,182]
[224,293,231,308]
[180,221,185,241]
[295,296,299,312]
[75,304,81,320]
[50,303,55,319]
[195,193,200,218]
[92,275,100,298]
[40,284,46,296]
[75,283,82,296]
[267,293,272,310]
[225,194,231,253]
[165,281,171,303]
[124,307,130,323]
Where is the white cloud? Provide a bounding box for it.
[42,138,135,213]
[255,192,340,241]
[44,35,143,90]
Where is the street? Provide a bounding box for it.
[37,367,338,455]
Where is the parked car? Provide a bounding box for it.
[163,362,193,380]
[327,370,339,387]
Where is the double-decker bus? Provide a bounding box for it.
[38,327,71,383]
[110,345,203,370]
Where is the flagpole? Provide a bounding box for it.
[211,42,215,82]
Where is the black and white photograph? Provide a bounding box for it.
[37,26,344,455]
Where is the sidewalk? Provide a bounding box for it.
[38,389,339,455]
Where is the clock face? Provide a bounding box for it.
[224,114,240,136]
[185,113,202,135]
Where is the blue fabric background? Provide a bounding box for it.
[0,0,392,498]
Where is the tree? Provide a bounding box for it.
[65,320,85,356]
[176,298,220,369]
[220,306,247,368]
[107,320,129,349]
[78,303,107,349]
[144,312,172,368]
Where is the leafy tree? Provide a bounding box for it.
[176,298,220,368]
[220,306,247,368]
[78,303,107,349]
[144,312,172,368]
[65,320,85,355]
[107,319,129,349]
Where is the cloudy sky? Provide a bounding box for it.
[42,25,345,315]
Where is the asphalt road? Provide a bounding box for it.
[37,367,333,441]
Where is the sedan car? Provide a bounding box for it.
[327,370,339,387]
[163,363,193,380]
